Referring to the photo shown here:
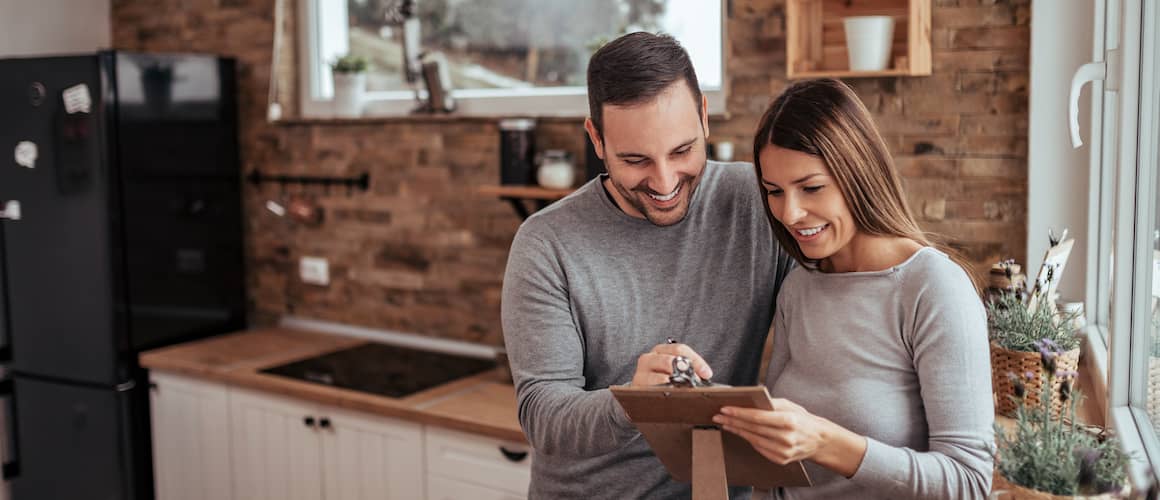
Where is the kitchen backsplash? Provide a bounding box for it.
[112,0,1029,346]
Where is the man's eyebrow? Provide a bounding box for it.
[615,138,698,159]
[669,138,697,152]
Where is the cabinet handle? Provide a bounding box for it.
[304,416,316,427]
[319,417,331,429]
[499,446,528,463]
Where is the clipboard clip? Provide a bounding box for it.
[667,356,713,388]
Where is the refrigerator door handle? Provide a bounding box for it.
[0,201,19,221]
[0,380,18,480]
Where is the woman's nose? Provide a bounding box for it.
[781,196,807,224]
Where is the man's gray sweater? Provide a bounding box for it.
[502,161,795,499]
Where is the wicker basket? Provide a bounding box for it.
[991,342,1081,417]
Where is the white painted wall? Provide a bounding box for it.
[0,0,110,57]
[1028,0,1096,303]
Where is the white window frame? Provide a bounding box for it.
[1119,0,1160,485]
[1086,0,1160,489]
[297,0,728,119]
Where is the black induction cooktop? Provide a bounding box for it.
[260,342,497,398]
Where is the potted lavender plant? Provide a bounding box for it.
[992,340,1131,498]
[989,292,1083,417]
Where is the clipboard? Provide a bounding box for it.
[611,384,812,495]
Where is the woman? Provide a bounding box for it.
[713,79,994,499]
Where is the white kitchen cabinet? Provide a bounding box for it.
[148,371,233,500]
[425,426,532,498]
[426,476,526,500]
[320,405,425,500]
[228,386,425,500]
[229,387,325,500]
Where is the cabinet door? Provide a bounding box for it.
[425,426,531,497]
[149,371,233,500]
[229,387,324,500]
[319,406,425,500]
[426,476,526,500]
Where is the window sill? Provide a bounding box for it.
[1080,324,1110,428]
[269,114,578,126]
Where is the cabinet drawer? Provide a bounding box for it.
[424,427,531,495]
[427,475,526,500]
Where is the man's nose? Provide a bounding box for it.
[649,159,681,194]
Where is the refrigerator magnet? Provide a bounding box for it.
[14,141,37,169]
[62,83,92,114]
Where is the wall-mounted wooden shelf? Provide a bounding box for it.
[478,185,576,219]
[477,186,574,201]
[787,0,932,80]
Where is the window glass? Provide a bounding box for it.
[343,0,723,93]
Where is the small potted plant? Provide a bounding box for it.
[992,340,1132,498]
[330,54,368,117]
[989,292,1083,417]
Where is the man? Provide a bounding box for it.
[501,32,795,499]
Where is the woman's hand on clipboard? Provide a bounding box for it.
[713,399,868,478]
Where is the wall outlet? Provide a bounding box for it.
[299,256,330,286]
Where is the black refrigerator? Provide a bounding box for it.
[0,51,246,500]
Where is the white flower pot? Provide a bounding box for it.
[843,16,895,71]
[332,72,365,118]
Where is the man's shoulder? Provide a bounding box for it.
[514,180,603,241]
[703,160,757,186]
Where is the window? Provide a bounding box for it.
[298,0,726,118]
[1092,0,1160,488]
[1133,0,1160,458]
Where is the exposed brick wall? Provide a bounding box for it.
[112,0,1029,346]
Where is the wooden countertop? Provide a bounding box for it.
[140,327,525,443]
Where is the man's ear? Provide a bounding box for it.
[700,94,710,139]
[584,117,605,160]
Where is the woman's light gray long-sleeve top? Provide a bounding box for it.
[766,247,994,499]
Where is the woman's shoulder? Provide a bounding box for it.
[897,247,982,308]
[779,263,813,290]
[898,247,970,282]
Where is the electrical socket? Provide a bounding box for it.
[299,256,330,286]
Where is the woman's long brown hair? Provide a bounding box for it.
[752,78,979,289]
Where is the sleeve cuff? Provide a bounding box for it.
[849,437,908,490]
[606,387,636,432]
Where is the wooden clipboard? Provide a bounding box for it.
[611,385,812,489]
